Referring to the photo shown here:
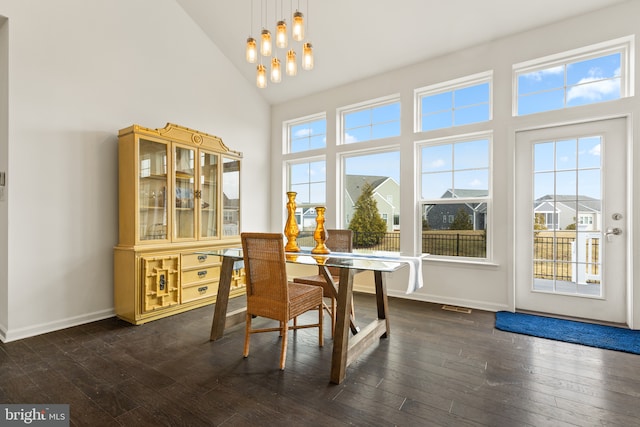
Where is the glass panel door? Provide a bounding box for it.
[200,151,218,238]
[138,138,168,241]
[174,145,195,239]
[222,156,240,236]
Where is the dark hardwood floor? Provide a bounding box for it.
[2,293,640,426]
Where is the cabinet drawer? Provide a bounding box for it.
[182,253,220,269]
[182,266,220,285]
[182,281,218,303]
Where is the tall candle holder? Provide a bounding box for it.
[311,206,330,254]
[284,191,300,252]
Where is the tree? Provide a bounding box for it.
[450,207,473,230]
[348,182,387,247]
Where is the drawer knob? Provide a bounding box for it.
[197,270,207,278]
[197,255,207,262]
[198,286,208,293]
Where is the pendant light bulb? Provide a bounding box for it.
[292,11,304,42]
[256,64,267,88]
[276,20,288,49]
[271,58,282,83]
[286,49,297,76]
[302,42,314,70]
[246,37,257,63]
[260,29,272,57]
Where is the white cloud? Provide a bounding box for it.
[567,67,620,102]
[469,179,483,188]
[589,144,601,156]
[294,128,311,138]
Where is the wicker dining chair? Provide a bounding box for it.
[293,229,354,337]
[241,232,324,370]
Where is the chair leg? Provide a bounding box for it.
[243,313,251,358]
[280,321,289,370]
[318,303,324,347]
[330,297,336,338]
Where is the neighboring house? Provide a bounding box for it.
[423,189,487,231]
[344,175,400,232]
[534,195,601,231]
[222,193,240,236]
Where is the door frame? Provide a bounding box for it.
[510,115,633,327]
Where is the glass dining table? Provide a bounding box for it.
[201,247,405,384]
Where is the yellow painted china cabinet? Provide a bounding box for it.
[114,123,244,325]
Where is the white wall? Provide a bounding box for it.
[0,0,271,342]
[271,1,640,322]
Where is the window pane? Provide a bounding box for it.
[454,170,489,195]
[422,145,452,172]
[518,89,564,115]
[344,109,370,129]
[534,142,554,172]
[454,139,489,170]
[372,121,401,140]
[421,172,451,199]
[290,163,309,184]
[455,104,490,126]
[556,139,577,170]
[578,136,601,169]
[455,83,489,107]
[344,126,370,144]
[518,66,564,94]
[288,160,326,207]
[421,202,487,258]
[566,53,621,85]
[422,92,451,114]
[422,111,452,131]
[567,78,621,107]
[372,103,400,122]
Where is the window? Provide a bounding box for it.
[419,134,491,258]
[287,115,326,153]
[343,150,400,250]
[340,96,400,144]
[287,160,326,231]
[415,71,492,132]
[514,36,634,115]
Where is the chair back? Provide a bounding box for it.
[324,229,353,276]
[241,233,289,311]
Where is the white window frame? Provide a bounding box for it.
[512,35,635,116]
[417,131,493,261]
[414,71,493,133]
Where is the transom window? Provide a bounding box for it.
[415,71,492,132]
[514,36,634,116]
[286,115,326,153]
[340,96,400,144]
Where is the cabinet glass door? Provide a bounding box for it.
[174,145,196,239]
[222,156,241,236]
[138,138,168,241]
[200,151,219,238]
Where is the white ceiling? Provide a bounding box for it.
[176,0,627,105]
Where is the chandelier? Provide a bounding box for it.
[246,0,314,88]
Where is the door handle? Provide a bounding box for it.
[605,227,622,241]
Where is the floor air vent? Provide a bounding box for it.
[442,305,472,314]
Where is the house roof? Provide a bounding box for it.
[534,195,601,213]
[345,175,393,205]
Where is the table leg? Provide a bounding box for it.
[329,268,391,384]
[210,256,238,341]
[330,267,354,384]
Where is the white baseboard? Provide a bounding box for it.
[0,308,116,343]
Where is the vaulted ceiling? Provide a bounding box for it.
[176,0,627,105]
